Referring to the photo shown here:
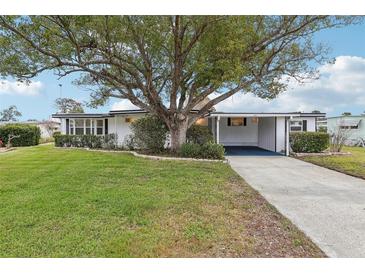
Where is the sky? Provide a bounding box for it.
[1,21,365,120]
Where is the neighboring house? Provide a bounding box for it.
[53,109,324,156]
[327,115,365,145]
[0,119,61,138]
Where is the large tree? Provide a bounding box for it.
[0,16,357,150]
[55,97,84,113]
[0,105,22,122]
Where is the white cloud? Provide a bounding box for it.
[215,56,365,116]
[0,80,43,96]
[111,99,139,110]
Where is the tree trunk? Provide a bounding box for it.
[170,120,188,152]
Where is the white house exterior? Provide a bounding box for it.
[53,110,324,156]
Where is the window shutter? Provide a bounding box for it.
[302,120,307,131]
[227,118,231,126]
[66,119,69,135]
[243,118,247,126]
[104,119,108,134]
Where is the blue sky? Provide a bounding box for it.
[1,22,365,120]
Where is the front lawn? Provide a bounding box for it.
[299,146,365,179]
[0,145,324,257]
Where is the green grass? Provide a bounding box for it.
[300,146,365,179]
[0,145,324,257]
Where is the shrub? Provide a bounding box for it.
[54,134,117,149]
[130,115,168,152]
[186,125,213,144]
[0,124,41,147]
[180,142,225,160]
[290,132,329,153]
[123,134,135,150]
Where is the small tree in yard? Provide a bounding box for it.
[329,124,352,152]
[0,16,359,151]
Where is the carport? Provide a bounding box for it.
[208,112,290,156]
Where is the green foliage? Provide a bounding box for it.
[130,115,168,152]
[54,98,84,113]
[186,125,213,144]
[290,132,329,153]
[0,105,22,121]
[0,124,40,147]
[318,126,327,133]
[180,142,225,160]
[54,134,117,149]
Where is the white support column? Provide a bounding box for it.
[286,117,291,156]
[83,119,86,135]
[94,119,97,135]
[216,116,220,144]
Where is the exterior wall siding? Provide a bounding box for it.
[327,116,365,144]
[258,117,276,152]
[276,117,286,153]
[218,117,258,146]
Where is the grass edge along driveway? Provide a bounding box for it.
[299,146,365,180]
[0,145,324,257]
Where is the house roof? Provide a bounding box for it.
[52,113,113,118]
[52,110,326,118]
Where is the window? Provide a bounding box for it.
[227,117,246,126]
[85,119,92,135]
[75,119,84,135]
[96,120,103,135]
[290,120,303,132]
[69,119,74,135]
[290,119,308,132]
[340,125,358,129]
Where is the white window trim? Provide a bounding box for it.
[68,118,104,135]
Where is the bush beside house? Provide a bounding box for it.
[186,125,213,145]
[54,134,117,149]
[180,142,225,160]
[290,132,329,153]
[0,124,41,147]
[129,115,168,153]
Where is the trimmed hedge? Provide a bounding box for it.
[186,125,213,145]
[130,115,168,152]
[54,134,117,149]
[180,142,225,160]
[290,132,329,153]
[0,124,41,147]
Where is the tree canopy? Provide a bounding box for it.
[0,105,22,122]
[55,97,84,113]
[0,16,358,149]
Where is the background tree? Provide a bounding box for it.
[55,98,84,113]
[0,16,358,150]
[0,105,22,122]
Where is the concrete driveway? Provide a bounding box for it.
[227,155,365,257]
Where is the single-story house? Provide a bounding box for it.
[53,109,325,156]
[327,115,365,145]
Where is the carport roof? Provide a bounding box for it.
[209,112,326,117]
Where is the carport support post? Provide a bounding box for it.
[286,117,291,156]
[216,116,220,144]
